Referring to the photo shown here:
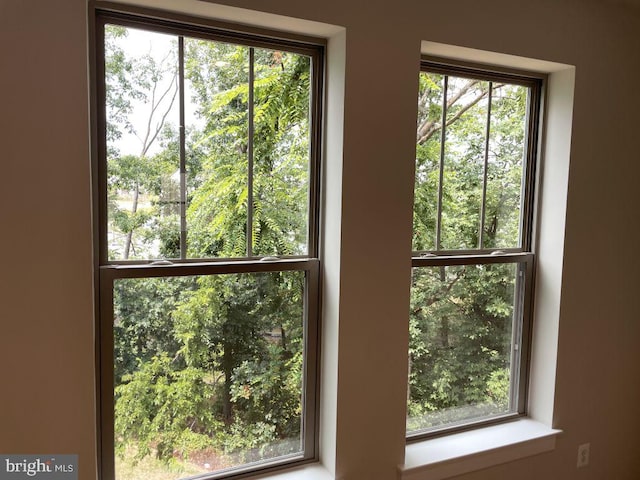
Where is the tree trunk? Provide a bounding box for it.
[222,345,233,424]
[123,183,139,259]
[440,315,450,349]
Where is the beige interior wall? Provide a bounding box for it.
[1,0,639,479]
[0,1,96,479]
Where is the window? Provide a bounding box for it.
[94,7,323,479]
[407,59,542,439]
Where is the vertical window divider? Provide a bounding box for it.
[509,263,525,412]
[436,75,448,252]
[479,81,493,249]
[247,47,255,258]
[519,89,534,250]
[179,36,187,260]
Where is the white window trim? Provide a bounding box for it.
[400,419,561,480]
[395,43,575,480]
[231,45,575,480]
[250,465,335,480]
[203,422,561,480]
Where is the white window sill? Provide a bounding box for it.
[252,464,334,480]
[399,419,562,480]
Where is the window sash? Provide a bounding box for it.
[415,60,542,255]
[407,254,534,440]
[409,59,541,440]
[95,10,324,264]
[98,259,320,479]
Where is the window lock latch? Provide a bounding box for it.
[149,260,174,266]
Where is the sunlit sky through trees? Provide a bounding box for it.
[110,27,205,158]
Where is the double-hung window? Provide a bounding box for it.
[407,59,542,438]
[94,7,323,479]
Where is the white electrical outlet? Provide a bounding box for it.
[577,443,590,468]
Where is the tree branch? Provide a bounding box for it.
[416,83,504,145]
[412,268,465,315]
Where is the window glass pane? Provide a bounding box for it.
[407,262,523,434]
[414,72,443,251]
[252,49,311,257]
[113,270,305,478]
[105,25,180,261]
[106,32,315,261]
[441,77,490,250]
[484,84,529,249]
[184,38,250,258]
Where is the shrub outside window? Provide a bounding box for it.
[93,7,323,479]
[407,60,542,438]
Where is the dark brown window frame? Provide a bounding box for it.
[90,4,325,479]
[408,57,543,442]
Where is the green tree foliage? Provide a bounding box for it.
[107,23,531,470]
[108,29,311,467]
[105,26,179,260]
[407,263,517,430]
[115,354,218,460]
[113,277,192,384]
[184,42,310,258]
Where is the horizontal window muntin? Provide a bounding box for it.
[104,253,317,267]
[412,251,533,267]
[101,257,319,278]
[96,10,323,264]
[421,57,545,88]
[407,255,533,440]
[414,247,529,259]
[97,7,327,53]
